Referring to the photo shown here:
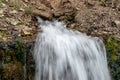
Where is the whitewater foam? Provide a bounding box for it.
[33,17,111,80]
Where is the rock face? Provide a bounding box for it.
[1,0,120,40]
[25,0,120,39]
[31,0,76,19]
[0,0,120,80]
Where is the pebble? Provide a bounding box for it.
[115,20,120,27]
[9,10,18,14]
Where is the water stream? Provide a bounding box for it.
[33,17,111,80]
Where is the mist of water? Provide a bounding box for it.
[33,17,111,80]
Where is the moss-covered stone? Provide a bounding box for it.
[0,39,35,80]
[106,37,120,80]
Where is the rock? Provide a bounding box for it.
[33,9,53,20]
[23,0,28,3]
[0,10,4,14]
[11,21,19,26]
[50,0,74,17]
[0,14,4,18]
[31,1,53,19]
[30,0,75,19]
[6,18,19,26]
[9,10,18,14]
[68,23,80,29]
[0,10,4,17]
[19,8,25,12]
[0,3,6,8]
[115,20,120,27]
[22,26,33,35]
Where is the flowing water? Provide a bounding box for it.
[33,17,111,80]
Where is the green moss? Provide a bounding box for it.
[0,0,4,8]
[16,22,24,26]
[0,30,7,40]
[0,30,7,37]
[106,37,120,80]
[0,34,35,79]
[24,6,33,15]
[0,36,25,79]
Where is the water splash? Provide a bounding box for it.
[33,17,111,80]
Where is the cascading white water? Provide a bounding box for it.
[33,17,111,80]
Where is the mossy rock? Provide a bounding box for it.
[0,40,35,80]
[106,37,120,80]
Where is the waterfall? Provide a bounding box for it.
[33,17,111,80]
